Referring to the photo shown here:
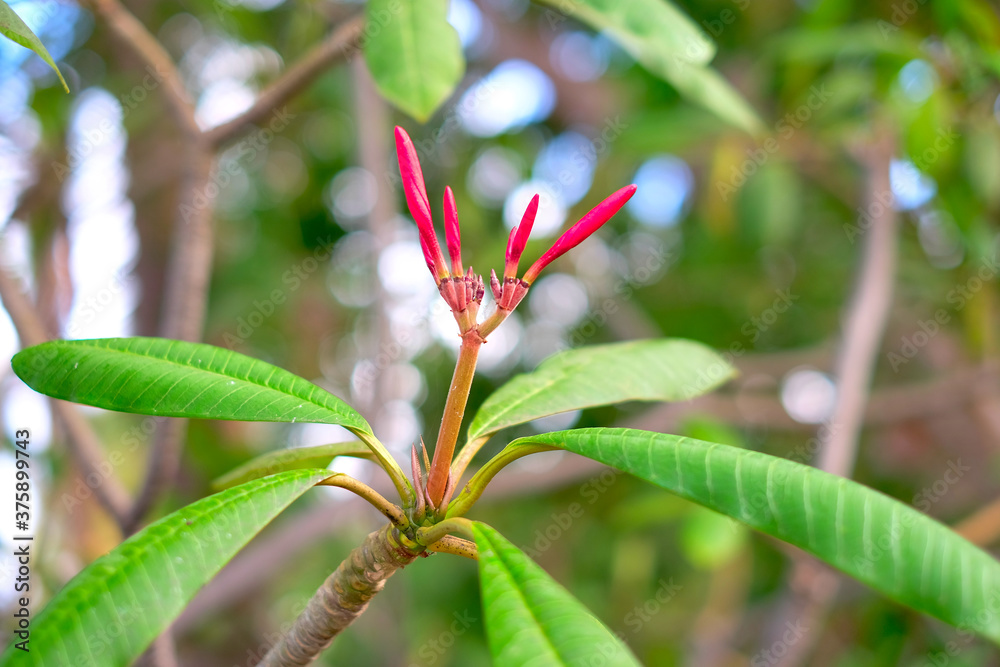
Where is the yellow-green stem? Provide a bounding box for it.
[450,434,491,484]
[425,535,479,560]
[427,331,482,508]
[416,517,477,545]
[446,443,556,518]
[317,474,408,529]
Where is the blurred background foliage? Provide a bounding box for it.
[1,0,1000,665]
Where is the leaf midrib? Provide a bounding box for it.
[58,340,364,430]
[480,529,567,665]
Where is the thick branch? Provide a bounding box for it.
[763,136,898,667]
[205,15,365,149]
[817,138,899,476]
[0,269,132,525]
[126,145,216,532]
[258,524,419,666]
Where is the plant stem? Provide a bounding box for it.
[318,474,409,529]
[427,331,483,508]
[446,443,556,519]
[258,524,420,667]
[425,535,479,560]
[450,434,491,483]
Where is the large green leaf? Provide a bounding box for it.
[0,0,68,92]
[363,0,464,122]
[504,428,1000,645]
[11,337,371,434]
[657,60,765,137]
[213,441,374,490]
[472,522,641,667]
[536,0,715,67]
[535,0,763,134]
[467,339,735,442]
[0,469,333,667]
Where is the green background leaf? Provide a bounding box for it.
[510,428,1000,645]
[0,0,68,92]
[534,0,762,134]
[213,441,374,490]
[363,0,464,122]
[468,339,735,442]
[0,469,332,667]
[535,0,715,67]
[473,522,641,667]
[11,337,371,434]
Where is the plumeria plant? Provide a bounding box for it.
[4,128,1000,667]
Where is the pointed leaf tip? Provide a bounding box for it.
[523,185,636,283]
[394,126,448,279]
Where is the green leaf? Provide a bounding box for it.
[658,60,765,137]
[472,522,641,667]
[11,337,371,434]
[509,428,1000,645]
[534,0,763,134]
[213,441,375,490]
[536,0,715,67]
[0,0,68,92]
[468,339,735,442]
[363,0,464,122]
[0,469,332,667]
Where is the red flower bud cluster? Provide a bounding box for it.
[394,126,636,338]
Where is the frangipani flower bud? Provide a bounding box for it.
[504,194,539,281]
[444,186,463,276]
[523,184,637,284]
[395,127,449,281]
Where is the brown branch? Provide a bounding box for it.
[258,524,419,666]
[763,135,899,667]
[816,136,900,476]
[955,495,1000,546]
[0,269,132,525]
[204,15,365,149]
[86,0,199,138]
[125,146,215,532]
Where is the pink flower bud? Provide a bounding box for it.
[444,186,463,276]
[395,126,448,280]
[505,194,538,280]
[523,184,636,284]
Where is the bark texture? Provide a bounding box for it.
[259,524,419,666]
